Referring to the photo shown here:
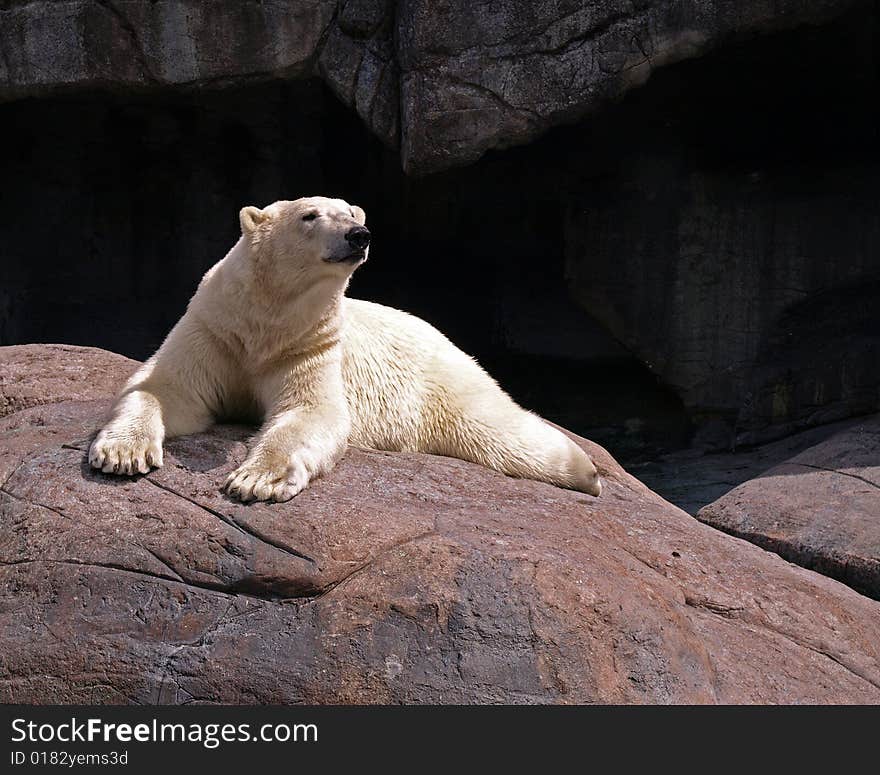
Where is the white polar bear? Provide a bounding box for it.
[89,197,602,502]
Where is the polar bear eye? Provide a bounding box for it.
[301,212,318,222]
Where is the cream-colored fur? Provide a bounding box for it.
[89,197,602,502]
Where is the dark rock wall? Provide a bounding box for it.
[565,5,880,447]
[394,0,861,173]
[1,0,861,174]
[1,2,878,457]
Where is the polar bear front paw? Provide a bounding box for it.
[89,431,164,476]
[223,457,310,503]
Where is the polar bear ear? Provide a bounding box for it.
[351,205,366,226]
[239,206,271,236]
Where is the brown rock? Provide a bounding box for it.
[0,344,137,418]
[2,345,880,704]
[698,415,880,600]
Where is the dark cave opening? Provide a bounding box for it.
[1,2,877,464]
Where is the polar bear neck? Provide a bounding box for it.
[193,237,347,367]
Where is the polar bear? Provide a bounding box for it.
[89,197,602,502]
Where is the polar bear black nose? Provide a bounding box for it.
[345,226,371,250]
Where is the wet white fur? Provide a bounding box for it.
[89,197,602,502]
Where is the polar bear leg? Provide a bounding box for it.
[496,414,601,495]
[223,354,351,503]
[89,320,222,476]
[89,372,214,476]
[439,400,602,496]
[224,404,350,503]
[89,386,166,475]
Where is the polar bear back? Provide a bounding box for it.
[342,298,515,454]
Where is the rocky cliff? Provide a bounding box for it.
[0,0,864,174]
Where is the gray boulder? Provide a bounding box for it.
[0,0,861,173]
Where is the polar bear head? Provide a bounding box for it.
[239,197,369,279]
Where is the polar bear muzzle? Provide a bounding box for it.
[325,225,371,264]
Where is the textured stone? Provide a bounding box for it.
[0,344,137,418]
[395,0,858,173]
[0,1,336,98]
[632,417,868,515]
[698,415,880,600]
[0,0,862,173]
[2,345,880,704]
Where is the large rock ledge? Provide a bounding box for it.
[0,344,138,419]
[0,0,862,173]
[698,416,880,601]
[2,344,880,703]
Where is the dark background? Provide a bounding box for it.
[2,2,878,465]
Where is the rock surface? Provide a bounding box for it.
[698,416,880,600]
[632,417,870,515]
[0,0,862,173]
[2,344,880,704]
[0,344,138,418]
